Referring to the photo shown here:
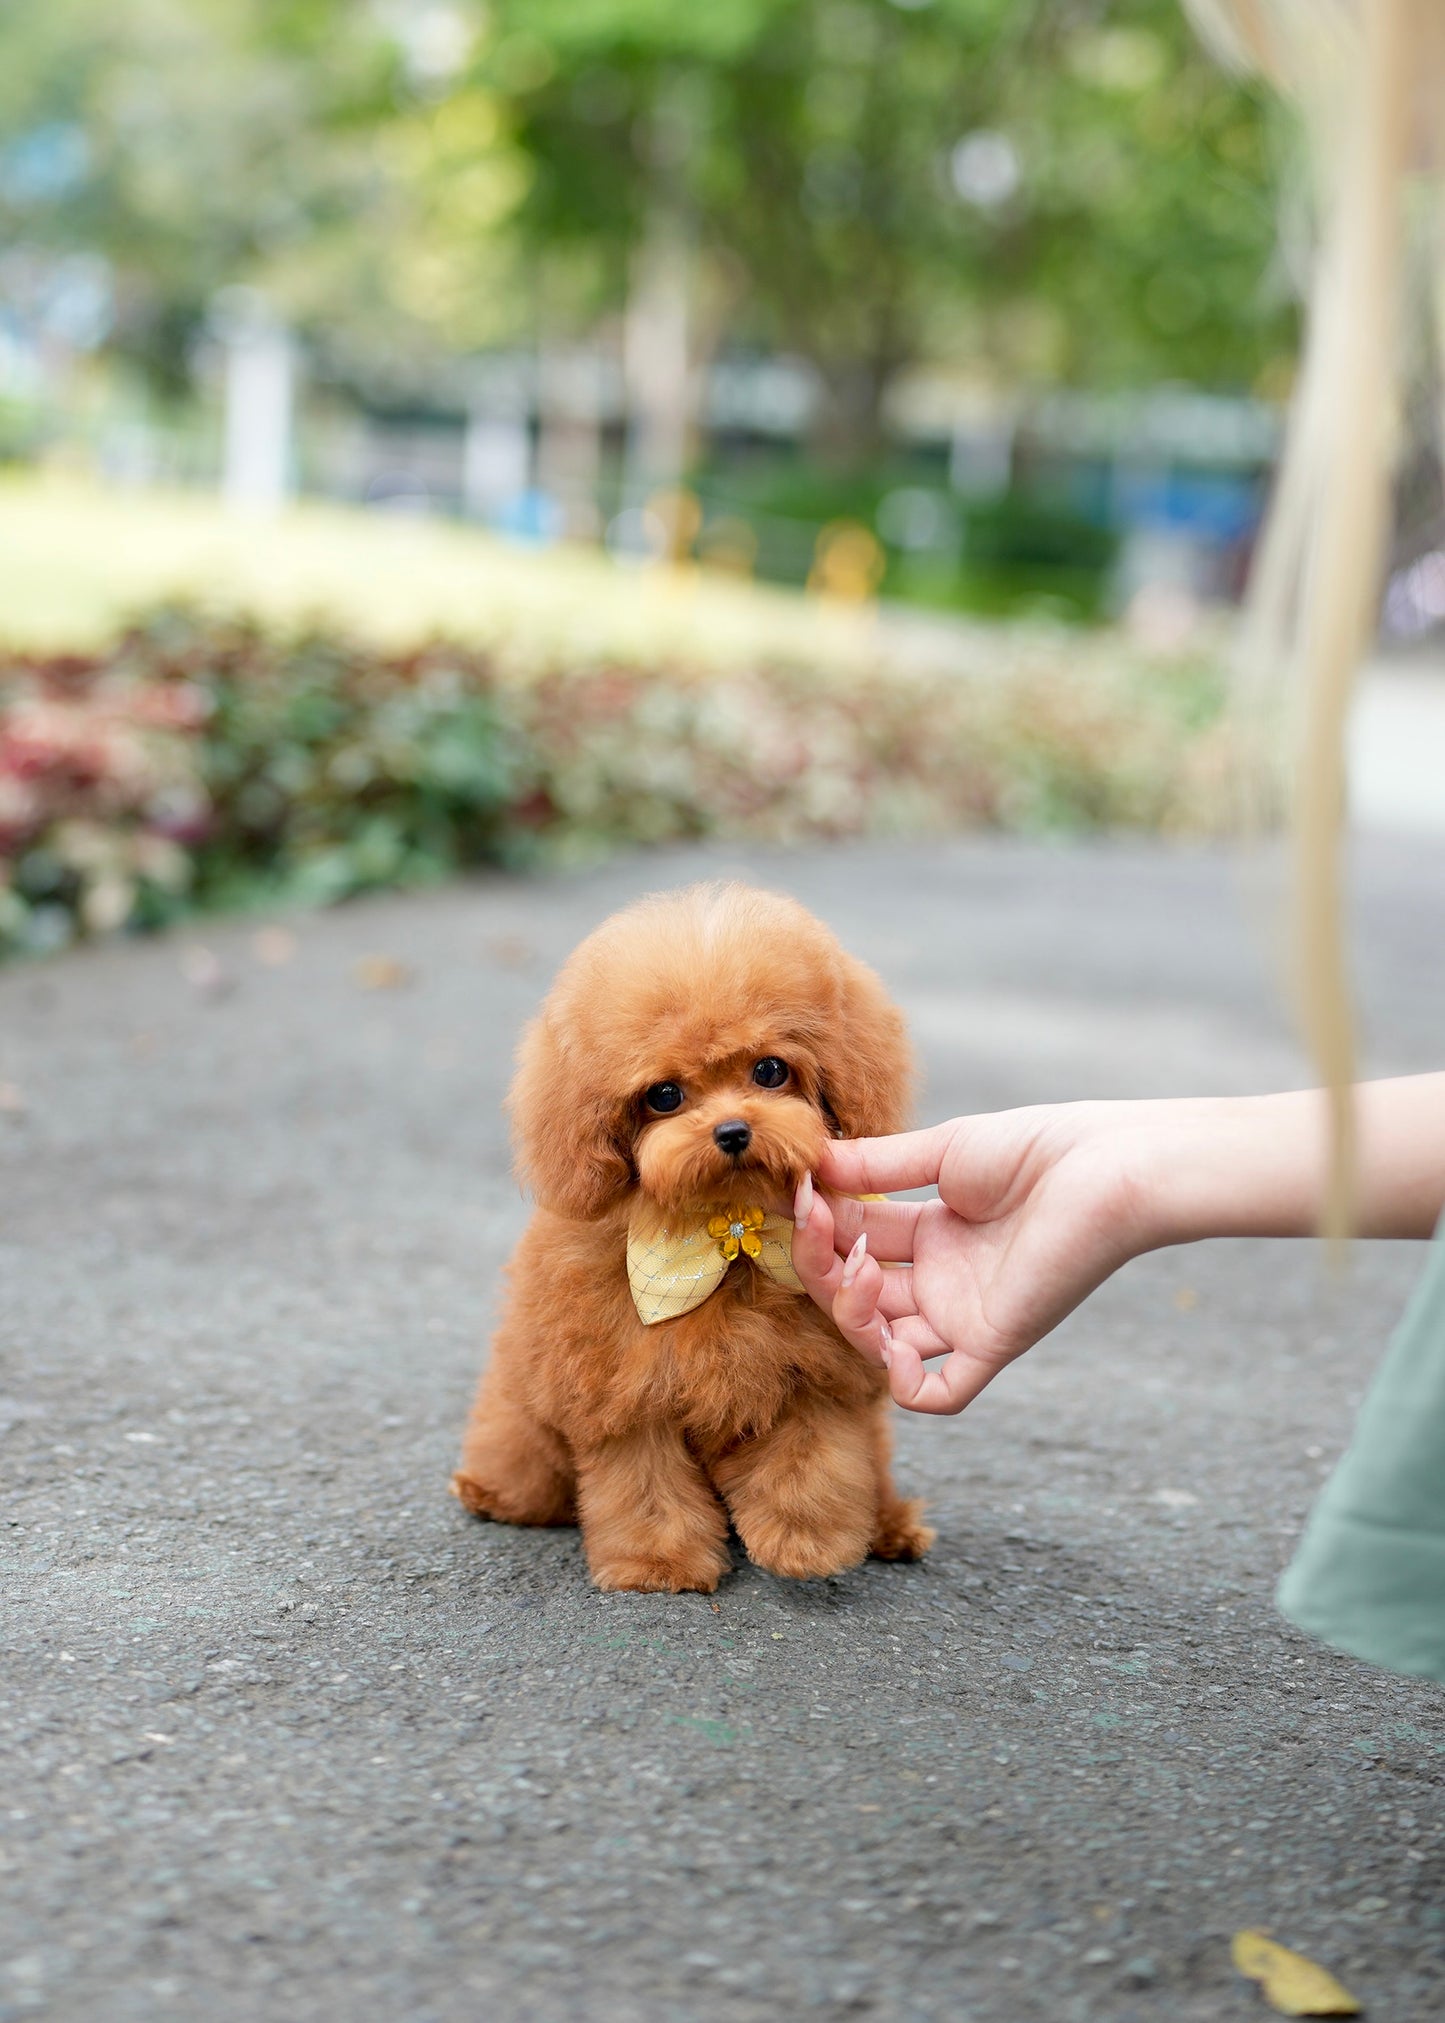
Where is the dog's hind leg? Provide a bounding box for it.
[451,1368,576,1526]
[867,1407,934,1561]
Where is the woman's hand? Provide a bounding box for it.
[793,1084,1440,1416]
[790,1104,1162,1415]
[792,1076,1445,1414]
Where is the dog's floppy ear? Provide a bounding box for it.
[508,1010,634,1220]
[818,950,915,1141]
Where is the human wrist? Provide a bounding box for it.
[1090,1100,1201,1258]
[1124,1092,1327,1249]
[1068,1078,1445,1258]
[1059,1099,1205,1263]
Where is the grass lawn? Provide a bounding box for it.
[0,474,912,673]
[0,477,1236,959]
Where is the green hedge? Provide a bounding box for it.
[0,607,1231,958]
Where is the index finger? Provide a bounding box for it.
[817,1120,956,1198]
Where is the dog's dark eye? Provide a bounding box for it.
[645,1081,685,1114]
[752,1057,789,1089]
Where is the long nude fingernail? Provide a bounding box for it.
[879,1319,893,1368]
[794,1171,814,1230]
[840,1232,867,1287]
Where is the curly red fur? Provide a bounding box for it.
[453,882,932,1591]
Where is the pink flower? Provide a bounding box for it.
[127,682,210,731]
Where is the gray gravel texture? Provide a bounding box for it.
[3,834,1445,2023]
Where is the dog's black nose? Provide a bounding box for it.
[713,1119,752,1157]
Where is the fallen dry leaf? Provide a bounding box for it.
[486,934,535,970]
[179,945,234,998]
[252,926,297,967]
[354,955,413,991]
[1232,1930,1361,2016]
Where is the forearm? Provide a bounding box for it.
[1129,1076,1445,1247]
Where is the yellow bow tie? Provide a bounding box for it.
[627,1204,805,1326]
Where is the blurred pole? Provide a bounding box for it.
[464,410,532,522]
[215,289,295,514]
[622,73,702,534]
[464,354,533,522]
[624,216,691,505]
[536,345,605,539]
[949,405,1017,498]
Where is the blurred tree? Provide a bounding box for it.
[0,0,526,394]
[481,0,1296,460]
[0,0,1295,443]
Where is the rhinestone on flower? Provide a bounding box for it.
[707,1204,766,1262]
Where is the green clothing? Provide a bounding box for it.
[1278,1221,1445,1683]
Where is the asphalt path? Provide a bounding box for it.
[3,834,1444,2023]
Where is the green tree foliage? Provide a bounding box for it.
[483,0,1294,437]
[0,0,525,386]
[0,0,1295,424]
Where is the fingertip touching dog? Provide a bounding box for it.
[452,881,933,1592]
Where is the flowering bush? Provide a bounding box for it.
[0,607,1231,959]
[0,654,200,951]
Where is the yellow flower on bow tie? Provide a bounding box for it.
[628,1203,804,1325]
[707,1205,766,1262]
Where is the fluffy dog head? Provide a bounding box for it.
[510,883,914,1222]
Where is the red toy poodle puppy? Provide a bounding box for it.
[452,881,932,1591]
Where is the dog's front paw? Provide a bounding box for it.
[870,1497,934,1561]
[590,1547,727,1594]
